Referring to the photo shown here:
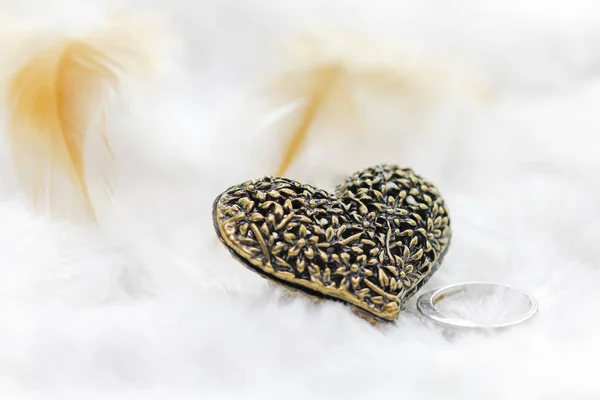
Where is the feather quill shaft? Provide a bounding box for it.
[276,65,341,177]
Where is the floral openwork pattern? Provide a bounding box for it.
[212,164,451,323]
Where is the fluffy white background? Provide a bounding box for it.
[0,0,599,398]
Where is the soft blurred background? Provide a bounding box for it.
[0,0,599,398]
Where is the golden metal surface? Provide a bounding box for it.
[212,164,451,323]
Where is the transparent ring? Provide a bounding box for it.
[417,282,539,329]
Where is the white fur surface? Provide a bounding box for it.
[0,0,599,398]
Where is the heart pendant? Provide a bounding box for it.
[212,164,451,323]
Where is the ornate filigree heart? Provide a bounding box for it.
[212,164,451,323]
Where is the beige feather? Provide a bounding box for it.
[6,21,152,225]
[267,33,490,177]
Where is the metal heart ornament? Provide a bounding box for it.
[212,164,451,323]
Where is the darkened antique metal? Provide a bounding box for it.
[212,164,451,323]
